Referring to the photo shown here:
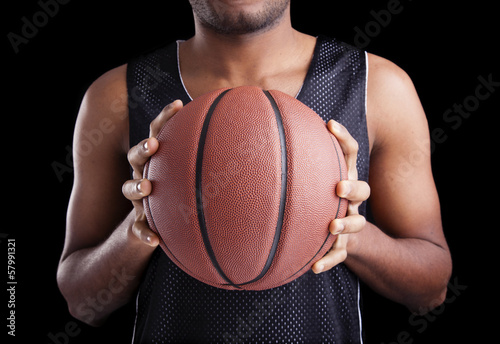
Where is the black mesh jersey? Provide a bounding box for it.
[127,35,369,344]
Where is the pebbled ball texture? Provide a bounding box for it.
[144,86,348,290]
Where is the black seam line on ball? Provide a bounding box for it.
[285,232,332,283]
[273,124,345,285]
[195,89,241,289]
[234,90,288,287]
[330,135,344,219]
[274,133,345,285]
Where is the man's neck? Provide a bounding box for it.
[179,14,316,98]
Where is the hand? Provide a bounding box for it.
[312,120,371,273]
[121,100,184,247]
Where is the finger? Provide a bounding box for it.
[336,180,371,201]
[312,234,348,274]
[327,120,359,180]
[329,214,366,235]
[127,138,159,179]
[132,215,160,247]
[122,179,152,201]
[127,101,182,178]
[149,99,183,137]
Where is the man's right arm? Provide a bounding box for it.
[56,65,180,326]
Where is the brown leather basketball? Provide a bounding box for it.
[144,86,348,290]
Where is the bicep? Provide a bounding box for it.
[62,66,132,260]
[367,55,446,246]
[369,137,442,241]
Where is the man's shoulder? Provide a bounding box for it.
[367,53,411,88]
[76,63,129,151]
[89,64,127,91]
[366,53,427,153]
[83,64,128,115]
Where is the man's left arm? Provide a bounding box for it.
[313,53,452,314]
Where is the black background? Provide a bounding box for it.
[3,0,498,343]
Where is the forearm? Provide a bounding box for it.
[345,221,452,314]
[57,211,155,326]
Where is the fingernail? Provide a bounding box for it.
[145,235,159,247]
[143,140,149,151]
[136,181,142,193]
[315,264,324,274]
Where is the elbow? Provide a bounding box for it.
[407,262,453,315]
[67,304,108,328]
[407,283,448,315]
[57,266,108,327]
[64,293,109,327]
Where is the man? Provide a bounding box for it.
[57,0,452,342]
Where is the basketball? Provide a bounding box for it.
[143,86,348,290]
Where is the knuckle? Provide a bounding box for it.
[122,179,145,201]
[127,140,145,162]
[338,250,348,263]
[127,146,135,163]
[122,180,134,199]
[357,215,367,231]
[326,249,347,268]
[366,183,371,198]
[121,181,128,197]
[345,214,366,234]
[149,122,156,135]
[127,140,150,173]
[131,220,143,240]
[349,139,359,153]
